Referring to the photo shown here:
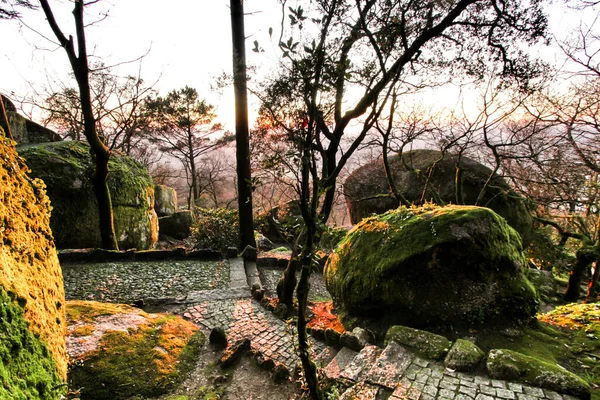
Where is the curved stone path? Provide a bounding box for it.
[61,254,584,400]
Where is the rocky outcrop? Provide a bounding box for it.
[7,111,62,144]
[344,149,533,244]
[67,300,204,400]
[154,184,178,217]
[159,210,194,240]
[324,205,539,331]
[18,141,158,250]
[0,130,67,397]
[487,349,591,399]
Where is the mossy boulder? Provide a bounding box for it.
[7,111,62,144]
[444,339,485,372]
[384,325,451,360]
[324,205,539,330]
[344,149,533,244]
[159,210,194,240]
[17,140,159,250]
[486,349,591,399]
[155,184,178,217]
[66,300,204,400]
[0,131,67,395]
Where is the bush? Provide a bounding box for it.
[191,208,239,251]
[526,226,575,274]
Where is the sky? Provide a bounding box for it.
[0,1,594,129]
[0,0,282,128]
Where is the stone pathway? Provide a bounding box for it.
[323,343,577,400]
[61,253,587,399]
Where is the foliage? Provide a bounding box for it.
[191,208,240,252]
[526,226,576,274]
[317,225,347,253]
[0,288,65,400]
[145,87,233,207]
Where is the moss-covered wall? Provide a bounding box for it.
[0,131,67,382]
[17,140,158,250]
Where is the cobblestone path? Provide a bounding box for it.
[324,344,578,400]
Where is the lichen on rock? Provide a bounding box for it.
[444,338,485,371]
[486,349,591,399]
[17,140,158,250]
[67,300,204,400]
[385,325,451,360]
[0,130,67,384]
[324,204,539,331]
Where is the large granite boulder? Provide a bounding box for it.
[154,184,178,217]
[18,141,158,250]
[7,111,62,144]
[324,205,539,331]
[0,131,67,397]
[344,149,533,244]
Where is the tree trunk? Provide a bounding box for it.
[585,260,600,302]
[565,245,596,302]
[230,0,257,253]
[455,165,465,205]
[40,0,118,250]
[0,97,14,140]
[297,239,323,400]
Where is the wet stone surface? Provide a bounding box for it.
[62,260,229,303]
[258,265,332,302]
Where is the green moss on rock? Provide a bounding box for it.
[0,288,65,399]
[67,300,204,400]
[444,339,484,372]
[385,325,451,360]
[487,349,591,399]
[17,141,158,250]
[324,205,538,330]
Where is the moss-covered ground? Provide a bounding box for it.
[477,303,600,400]
[0,288,65,400]
[67,301,204,400]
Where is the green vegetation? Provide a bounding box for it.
[325,204,538,329]
[444,339,485,372]
[0,288,65,400]
[476,303,600,399]
[385,325,452,360]
[67,301,205,400]
[17,141,158,250]
[191,207,240,251]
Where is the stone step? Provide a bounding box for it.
[323,347,359,380]
[339,381,382,400]
[364,341,415,390]
[339,344,383,383]
[314,346,338,369]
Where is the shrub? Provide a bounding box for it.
[191,208,239,251]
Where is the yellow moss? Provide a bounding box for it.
[66,299,140,324]
[539,303,600,333]
[71,325,95,337]
[0,132,67,379]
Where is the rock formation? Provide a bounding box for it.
[18,140,158,250]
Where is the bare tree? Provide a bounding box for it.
[39,0,118,250]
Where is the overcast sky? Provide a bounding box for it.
[0,1,592,128]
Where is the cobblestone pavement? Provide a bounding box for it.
[182,297,325,372]
[325,343,579,400]
[62,259,229,303]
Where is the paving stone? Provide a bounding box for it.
[324,347,359,380]
[443,376,461,386]
[543,390,564,400]
[440,381,458,392]
[476,395,496,400]
[475,377,492,386]
[459,385,478,398]
[523,386,545,397]
[422,384,439,398]
[340,382,380,400]
[413,357,430,368]
[508,383,524,393]
[340,345,382,382]
[492,380,508,389]
[479,385,497,396]
[457,394,475,400]
[439,388,457,398]
[365,342,414,389]
[496,388,516,399]
[516,394,542,400]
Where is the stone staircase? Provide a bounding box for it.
[318,342,578,400]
